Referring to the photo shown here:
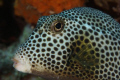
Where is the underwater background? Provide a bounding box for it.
[0,0,120,80]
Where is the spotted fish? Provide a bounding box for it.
[13,7,120,80]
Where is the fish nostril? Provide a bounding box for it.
[39,30,43,34]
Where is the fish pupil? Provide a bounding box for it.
[55,23,62,29]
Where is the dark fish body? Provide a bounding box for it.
[13,7,120,80]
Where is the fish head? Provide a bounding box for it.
[13,7,120,80]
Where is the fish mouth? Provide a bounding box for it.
[12,58,25,72]
[12,57,31,73]
[12,58,19,68]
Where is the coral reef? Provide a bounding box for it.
[14,0,85,24]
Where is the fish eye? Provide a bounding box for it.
[54,22,63,31]
[51,20,64,33]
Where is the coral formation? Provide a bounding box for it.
[14,0,85,24]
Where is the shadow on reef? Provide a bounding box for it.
[0,0,26,46]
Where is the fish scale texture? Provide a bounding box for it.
[13,7,120,80]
